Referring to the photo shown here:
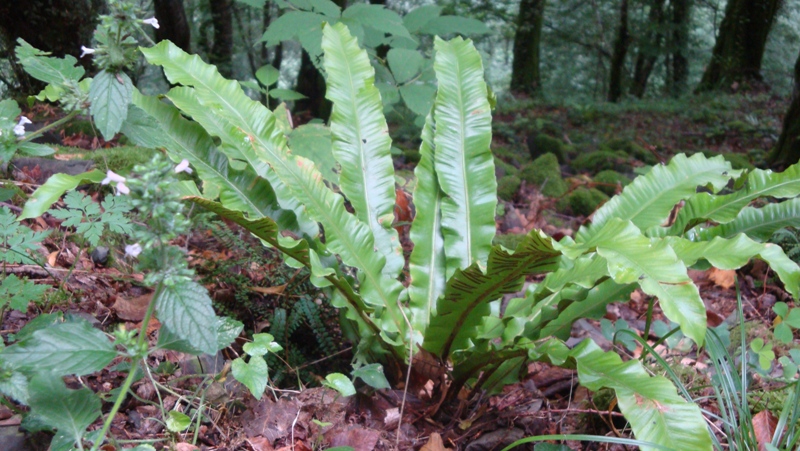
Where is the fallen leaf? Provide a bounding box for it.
[113,293,153,321]
[247,436,275,451]
[174,443,199,451]
[708,267,736,289]
[326,426,380,451]
[250,284,287,295]
[421,432,452,451]
[752,410,778,451]
[47,251,59,267]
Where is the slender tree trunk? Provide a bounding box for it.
[607,0,630,102]
[510,0,546,95]
[696,0,782,92]
[208,0,234,78]
[154,0,191,52]
[630,0,666,98]
[769,48,800,168]
[671,0,691,96]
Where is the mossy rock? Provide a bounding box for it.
[593,170,630,196]
[493,233,528,251]
[557,187,609,217]
[600,138,658,165]
[496,174,521,200]
[520,154,568,197]
[527,133,566,163]
[571,150,630,174]
[494,156,520,178]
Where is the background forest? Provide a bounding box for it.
[3,1,800,450]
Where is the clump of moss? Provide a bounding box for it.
[56,145,159,175]
[527,134,566,163]
[571,150,630,174]
[699,150,754,170]
[496,174,521,200]
[493,233,527,251]
[402,148,421,165]
[593,170,630,196]
[601,138,658,165]
[557,187,608,217]
[493,145,528,167]
[520,153,568,197]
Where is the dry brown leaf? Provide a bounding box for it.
[174,443,199,451]
[47,251,59,267]
[421,432,453,451]
[247,436,275,451]
[113,293,153,321]
[708,267,736,289]
[752,410,778,451]
[250,284,287,295]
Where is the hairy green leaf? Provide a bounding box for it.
[28,375,100,447]
[89,70,133,140]
[155,279,218,355]
[15,39,84,86]
[432,36,496,277]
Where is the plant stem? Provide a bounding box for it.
[90,281,163,451]
[640,296,655,361]
[17,110,81,145]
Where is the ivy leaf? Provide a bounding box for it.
[27,374,100,447]
[324,373,356,397]
[231,355,268,399]
[89,70,134,140]
[155,279,218,355]
[0,320,116,376]
[352,363,390,390]
[0,274,49,311]
[166,411,192,432]
[243,333,282,356]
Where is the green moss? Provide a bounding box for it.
[56,145,159,175]
[402,148,421,165]
[529,134,566,163]
[557,188,609,217]
[593,170,630,196]
[520,153,568,197]
[571,150,630,174]
[699,150,754,170]
[493,145,528,166]
[494,156,520,178]
[496,174,521,200]
[600,138,658,165]
[493,233,528,251]
[61,119,96,137]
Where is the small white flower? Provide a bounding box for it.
[143,17,160,29]
[13,116,31,136]
[80,46,95,58]
[125,243,142,258]
[102,170,126,185]
[174,159,193,174]
[115,182,130,195]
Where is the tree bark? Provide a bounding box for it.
[630,0,666,98]
[510,0,546,96]
[670,0,691,96]
[769,48,800,168]
[0,0,105,94]
[208,0,234,78]
[607,0,630,102]
[154,0,191,52]
[696,0,782,92]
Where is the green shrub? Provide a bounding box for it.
[520,153,568,197]
[593,170,630,196]
[558,187,609,216]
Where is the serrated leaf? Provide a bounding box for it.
[19,170,106,220]
[432,36,496,277]
[166,411,192,432]
[387,48,424,84]
[0,320,116,376]
[0,370,29,404]
[232,355,268,399]
[157,316,244,354]
[351,363,390,389]
[323,23,403,277]
[571,339,712,451]
[154,279,218,355]
[27,374,101,446]
[324,373,356,396]
[0,274,49,311]
[89,70,133,140]
[15,39,85,86]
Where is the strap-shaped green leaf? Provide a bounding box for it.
[408,113,446,335]
[322,23,403,277]
[583,153,735,240]
[663,162,800,236]
[693,197,800,242]
[432,36,496,277]
[667,234,800,298]
[424,231,560,360]
[141,41,406,338]
[570,339,712,451]
[538,280,634,340]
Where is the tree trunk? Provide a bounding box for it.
[0,0,105,95]
[154,0,191,52]
[607,0,630,102]
[671,0,691,96]
[630,0,666,98]
[509,0,546,96]
[768,48,800,168]
[696,0,782,92]
[208,0,234,78]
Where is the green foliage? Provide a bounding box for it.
[520,153,568,197]
[529,134,567,163]
[0,207,49,264]
[496,174,521,200]
[593,170,630,196]
[0,274,49,312]
[47,191,132,248]
[571,150,631,174]
[232,333,282,399]
[600,138,658,165]
[558,187,609,216]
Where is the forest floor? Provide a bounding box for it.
[1,91,796,451]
